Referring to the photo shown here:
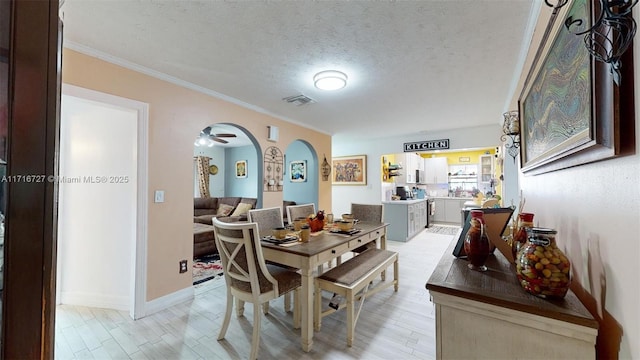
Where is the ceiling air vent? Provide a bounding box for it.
[282,94,315,106]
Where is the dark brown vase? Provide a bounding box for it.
[464,210,491,272]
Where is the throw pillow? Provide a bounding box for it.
[231,202,253,217]
[216,203,235,217]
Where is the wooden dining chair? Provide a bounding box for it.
[248,206,296,313]
[351,203,384,253]
[286,203,336,272]
[286,203,316,225]
[212,218,301,360]
[248,206,285,238]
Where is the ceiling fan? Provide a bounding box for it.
[196,126,237,146]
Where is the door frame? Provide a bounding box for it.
[61,84,149,319]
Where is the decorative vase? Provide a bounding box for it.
[307,210,325,232]
[463,210,491,272]
[511,212,535,262]
[515,227,571,299]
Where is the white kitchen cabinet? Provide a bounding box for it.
[432,198,446,223]
[408,153,420,184]
[424,157,448,184]
[479,154,494,190]
[444,200,462,223]
[416,155,424,171]
[382,199,427,241]
[431,197,467,224]
[398,153,420,184]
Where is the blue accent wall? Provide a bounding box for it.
[225,145,258,198]
[284,141,318,209]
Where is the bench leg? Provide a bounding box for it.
[284,292,292,312]
[346,290,355,347]
[262,302,269,315]
[394,257,399,292]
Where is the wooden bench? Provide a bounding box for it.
[314,248,399,346]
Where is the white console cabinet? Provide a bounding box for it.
[427,239,598,360]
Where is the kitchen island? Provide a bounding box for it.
[426,237,598,359]
[382,199,427,241]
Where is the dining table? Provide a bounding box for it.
[260,221,389,352]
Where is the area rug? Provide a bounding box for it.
[193,253,224,286]
[425,225,460,236]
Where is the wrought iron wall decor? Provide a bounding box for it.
[546,0,638,85]
[500,110,521,162]
[263,146,284,192]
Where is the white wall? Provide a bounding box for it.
[332,124,501,216]
[58,94,137,310]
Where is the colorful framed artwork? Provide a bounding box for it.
[518,0,634,175]
[332,155,367,185]
[235,160,247,178]
[289,160,306,182]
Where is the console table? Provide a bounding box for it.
[426,237,598,359]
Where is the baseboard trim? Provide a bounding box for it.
[142,286,195,318]
[59,291,129,311]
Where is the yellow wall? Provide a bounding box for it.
[381,154,397,182]
[419,148,493,164]
[62,49,332,301]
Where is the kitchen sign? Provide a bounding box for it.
[403,139,450,152]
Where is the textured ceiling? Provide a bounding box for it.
[60,0,536,143]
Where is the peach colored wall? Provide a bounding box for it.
[507,5,639,358]
[62,49,332,301]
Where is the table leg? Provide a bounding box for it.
[380,233,387,281]
[300,268,314,352]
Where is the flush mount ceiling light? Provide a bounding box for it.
[313,70,347,91]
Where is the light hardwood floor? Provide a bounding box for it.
[55,228,456,359]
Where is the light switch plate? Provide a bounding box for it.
[154,190,165,203]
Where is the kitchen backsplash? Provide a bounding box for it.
[422,183,449,197]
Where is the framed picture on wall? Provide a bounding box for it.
[235,160,247,178]
[332,155,367,185]
[289,160,306,182]
[518,0,634,174]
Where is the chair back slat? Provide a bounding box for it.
[286,203,316,225]
[351,203,383,223]
[248,207,284,238]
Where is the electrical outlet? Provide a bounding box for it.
[179,259,188,273]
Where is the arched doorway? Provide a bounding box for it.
[283,140,319,209]
[193,123,262,207]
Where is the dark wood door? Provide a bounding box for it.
[1,0,61,358]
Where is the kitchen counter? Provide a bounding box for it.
[428,196,474,200]
[382,199,428,204]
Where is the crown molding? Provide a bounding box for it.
[63,41,331,136]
